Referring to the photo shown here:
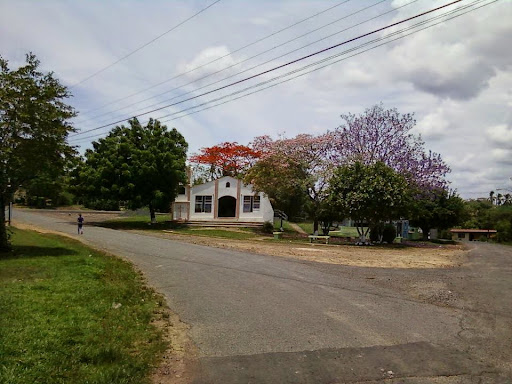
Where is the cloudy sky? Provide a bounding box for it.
[1,0,511,198]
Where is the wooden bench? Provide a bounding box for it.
[308,235,330,244]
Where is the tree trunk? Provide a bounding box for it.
[0,194,11,253]
[356,224,365,243]
[149,203,156,224]
[313,217,319,235]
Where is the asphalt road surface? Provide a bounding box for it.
[13,209,512,383]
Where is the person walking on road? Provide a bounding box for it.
[77,214,84,234]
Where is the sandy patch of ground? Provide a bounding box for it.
[135,230,467,269]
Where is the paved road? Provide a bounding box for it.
[13,210,512,383]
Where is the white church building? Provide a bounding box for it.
[171,176,274,224]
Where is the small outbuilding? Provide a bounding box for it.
[450,229,497,241]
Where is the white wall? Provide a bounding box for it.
[183,176,273,223]
[189,180,215,220]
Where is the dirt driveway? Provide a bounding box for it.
[135,229,467,269]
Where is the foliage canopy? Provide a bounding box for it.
[327,161,411,241]
[78,118,187,221]
[0,53,76,252]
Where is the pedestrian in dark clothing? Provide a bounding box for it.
[77,214,84,234]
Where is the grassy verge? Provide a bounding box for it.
[167,227,260,240]
[0,228,167,384]
[273,219,301,234]
[295,222,313,234]
[329,227,365,238]
[96,215,173,231]
[100,216,264,240]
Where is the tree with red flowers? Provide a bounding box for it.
[189,142,260,181]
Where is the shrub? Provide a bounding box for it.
[85,199,120,211]
[430,239,457,245]
[382,224,396,244]
[57,191,75,206]
[496,219,512,242]
[262,221,274,234]
[369,223,384,242]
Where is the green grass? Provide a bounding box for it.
[329,227,363,238]
[295,222,314,234]
[168,227,260,240]
[273,219,300,234]
[0,229,167,384]
[100,216,262,240]
[97,215,173,231]
[293,222,362,238]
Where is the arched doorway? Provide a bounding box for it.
[218,196,236,218]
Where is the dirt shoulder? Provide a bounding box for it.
[130,229,467,269]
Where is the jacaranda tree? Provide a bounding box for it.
[331,103,450,191]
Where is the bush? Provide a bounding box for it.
[262,221,274,234]
[496,219,512,242]
[84,199,120,211]
[430,239,457,245]
[369,223,384,243]
[382,224,396,244]
[439,229,452,240]
[57,191,75,206]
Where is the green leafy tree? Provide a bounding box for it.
[245,154,310,221]
[327,161,410,243]
[410,189,467,240]
[78,118,188,222]
[0,53,76,252]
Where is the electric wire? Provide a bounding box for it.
[156,0,496,125]
[74,0,352,116]
[70,0,465,139]
[69,0,222,88]
[77,0,404,127]
[71,0,495,144]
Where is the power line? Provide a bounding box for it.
[149,0,496,124]
[69,0,222,88]
[71,0,494,144]
[70,0,466,138]
[74,0,353,117]
[76,0,396,127]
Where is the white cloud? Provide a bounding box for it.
[487,124,512,149]
[178,46,241,78]
[414,109,450,140]
[491,148,512,164]
[383,0,512,101]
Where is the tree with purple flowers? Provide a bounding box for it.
[330,103,450,191]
